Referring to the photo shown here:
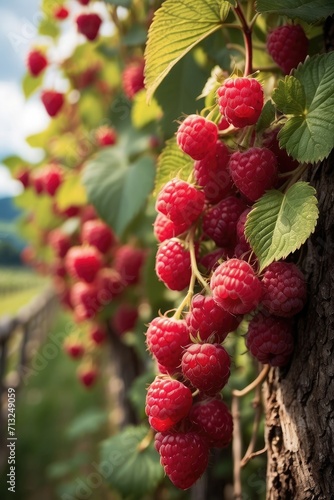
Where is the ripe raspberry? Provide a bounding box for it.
[65,245,102,283]
[42,164,63,196]
[48,228,72,258]
[64,338,85,359]
[190,398,233,448]
[70,281,100,320]
[210,259,262,314]
[236,208,252,251]
[153,213,188,242]
[156,178,205,227]
[229,147,278,202]
[181,343,231,395]
[52,260,67,278]
[145,377,193,432]
[186,294,240,343]
[202,196,246,247]
[261,261,307,317]
[146,316,190,374]
[95,125,117,147]
[122,60,145,99]
[81,219,116,254]
[113,245,145,285]
[217,77,264,129]
[194,140,234,204]
[155,238,192,291]
[112,304,138,335]
[77,0,90,4]
[76,13,102,41]
[262,127,299,175]
[155,431,209,489]
[176,115,218,160]
[246,311,294,366]
[53,5,69,20]
[89,324,107,345]
[15,167,30,188]
[267,24,308,74]
[77,363,98,388]
[27,49,48,77]
[96,268,124,306]
[41,90,64,117]
[200,248,232,273]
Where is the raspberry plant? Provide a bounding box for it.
[6,0,334,497]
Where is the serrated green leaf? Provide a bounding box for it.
[82,149,155,236]
[256,100,276,132]
[131,89,163,128]
[272,76,305,115]
[155,137,193,194]
[56,175,87,211]
[245,182,318,272]
[256,0,334,23]
[100,426,163,497]
[22,72,44,99]
[145,0,230,100]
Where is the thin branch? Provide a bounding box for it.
[240,382,263,467]
[233,364,270,398]
[232,395,243,500]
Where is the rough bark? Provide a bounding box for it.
[265,149,334,499]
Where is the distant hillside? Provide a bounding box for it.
[0,197,26,263]
[0,196,21,222]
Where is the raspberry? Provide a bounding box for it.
[267,24,309,75]
[41,90,64,117]
[65,245,102,283]
[122,60,145,99]
[190,398,233,448]
[145,377,193,431]
[96,268,124,305]
[76,13,102,41]
[210,258,262,314]
[64,338,85,359]
[53,5,69,20]
[70,281,100,320]
[217,77,264,129]
[113,245,145,285]
[156,178,205,227]
[42,164,63,196]
[27,49,48,77]
[229,147,278,202]
[81,220,116,254]
[15,167,30,188]
[181,343,231,395]
[176,115,218,160]
[146,316,190,374]
[77,0,90,4]
[112,304,138,335]
[155,431,209,489]
[89,324,107,345]
[262,127,299,175]
[236,207,252,251]
[47,229,72,258]
[261,261,307,317]
[155,238,192,291]
[95,125,117,147]
[186,294,240,343]
[153,213,188,242]
[202,196,246,247]
[246,311,294,366]
[200,247,232,273]
[194,141,234,204]
[77,363,98,388]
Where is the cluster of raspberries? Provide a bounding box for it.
[147,74,307,490]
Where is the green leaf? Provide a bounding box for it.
[104,0,132,7]
[272,76,305,115]
[123,24,147,46]
[82,149,155,236]
[128,371,156,420]
[22,72,44,98]
[273,53,334,163]
[245,182,318,272]
[131,89,163,128]
[256,0,334,23]
[56,175,87,211]
[38,17,60,38]
[256,100,276,132]
[155,137,193,194]
[66,410,108,439]
[1,156,27,172]
[145,0,230,100]
[100,425,163,497]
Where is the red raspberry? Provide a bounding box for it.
[176,115,218,160]
[81,205,98,223]
[96,268,124,306]
[202,196,246,247]
[113,245,145,285]
[194,141,233,204]
[31,170,44,194]
[146,316,190,374]
[112,304,138,335]
[81,220,116,254]
[262,127,299,175]
[53,5,69,20]
[15,167,30,188]
[156,178,205,227]
[186,294,240,343]
[190,398,233,448]
[77,0,90,4]
[217,77,264,129]
[64,338,85,359]
[210,258,262,314]
[181,343,231,395]
[153,213,188,242]
[47,228,72,258]
[41,90,64,117]
[77,363,98,388]
[267,24,308,75]
[122,60,145,99]
[65,245,102,283]
[155,431,209,489]
[155,238,192,291]
[229,147,278,202]
[42,164,63,196]
[236,207,252,251]
[261,261,307,317]
[246,312,294,366]
[200,247,232,273]
[95,125,117,147]
[76,13,102,41]
[27,49,48,77]
[52,260,67,278]
[145,377,193,432]
[70,281,100,320]
[89,324,107,345]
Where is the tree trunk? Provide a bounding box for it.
[264,147,334,498]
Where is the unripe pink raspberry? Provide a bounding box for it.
[145,377,193,431]
[203,196,247,247]
[153,213,188,242]
[267,24,309,74]
[229,147,278,202]
[155,431,209,489]
[261,261,307,317]
[246,311,294,366]
[155,238,192,291]
[217,77,264,128]
[176,114,218,160]
[122,59,145,99]
[190,398,233,448]
[181,343,231,395]
[156,178,205,227]
[113,245,145,285]
[210,258,262,314]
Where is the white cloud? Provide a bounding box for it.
[0,166,23,197]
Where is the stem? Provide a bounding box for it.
[234,1,253,75]
[187,228,210,293]
[232,395,243,499]
[137,428,154,452]
[233,364,270,398]
[240,382,263,467]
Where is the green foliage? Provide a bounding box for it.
[131,90,163,128]
[56,174,87,211]
[22,72,44,98]
[155,137,193,194]
[256,100,276,132]
[245,182,319,272]
[256,0,334,23]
